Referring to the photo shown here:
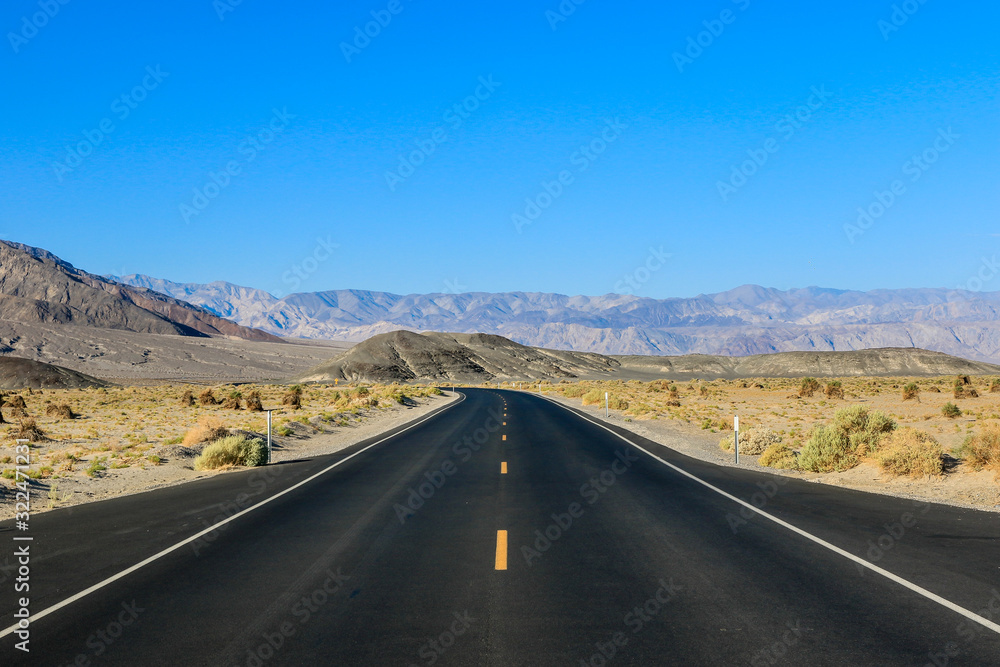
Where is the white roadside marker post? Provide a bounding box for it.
[605,392,609,418]
[734,415,739,465]
[266,410,273,464]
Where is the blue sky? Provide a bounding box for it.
[1,0,997,299]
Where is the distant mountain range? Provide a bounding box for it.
[0,240,278,342]
[115,274,1000,362]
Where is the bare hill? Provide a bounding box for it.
[0,356,109,390]
[0,241,279,342]
[296,331,1000,383]
[296,331,618,383]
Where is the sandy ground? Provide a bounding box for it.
[4,391,457,516]
[548,395,1000,513]
[0,321,351,384]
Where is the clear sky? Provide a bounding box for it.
[1,1,997,299]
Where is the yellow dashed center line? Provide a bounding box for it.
[495,530,508,570]
[502,434,506,441]
[501,461,507,474]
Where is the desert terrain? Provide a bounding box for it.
[1,382,452,513]
[537,374,1000,511]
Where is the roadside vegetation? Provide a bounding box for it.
[529,374,1000,481]
[0,383,446,486]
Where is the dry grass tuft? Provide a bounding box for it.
[180,389,195,407]
[198,389,219,406]
[193,435,266,470]
[245,391,263,412]
[902,383,920,401]
[799,377,821,398]
[872,428,943,477]
[182,416,230,446]
[759,443,798,469]
[825,381,844,400]
[16,418,47,442]
[959,424,1000,475]
[45,403,77,420]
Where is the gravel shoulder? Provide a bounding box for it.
[547,394,1000,513]
[16,392,458,515]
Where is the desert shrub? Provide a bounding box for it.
[831,405,896,456]
[608,396,629,410]
[668,385,679,399]
[719,435,734,451]
[563,385,587,398]
[902,383,920,401]
[0,395,6,424]
[798,426,857,472]
[665,399,681,407]
[222,391,242,410]
[941,402,961,418]
[282,385,303,409]
[699,385,709,397]
[799,377,821,398]
[198,389,218,406]
[245,391,263,412]
[956,375,971,386]
[193,435,267,470]
[7,394,28,417]
[738,426,781,455]
[926,385,941,393]
[581,389,603,406]
[759,443,799,469]
[45,403,77,419]
[16,418,46,442]
[180,389,195,407]
[182,417,229,446]
[825,381,844,400]
[990,379,1000,394]
[872,428,943,477]
[958,424,1000,473]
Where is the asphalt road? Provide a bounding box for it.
[3,388,1000,665]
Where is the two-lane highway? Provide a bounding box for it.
[3,388,1000,665]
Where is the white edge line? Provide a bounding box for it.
[536,392,1000,637]
[1,391,465,638]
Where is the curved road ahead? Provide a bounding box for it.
[3,388,1000,665]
